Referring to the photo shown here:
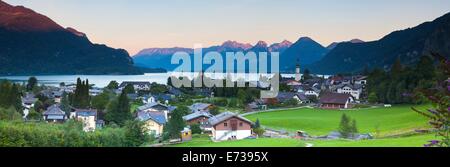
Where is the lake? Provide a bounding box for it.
[0,73,317,88]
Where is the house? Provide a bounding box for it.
[137,102,173,120]
[296,85,320,98]
[22,93,38,118]
[208,112,253,141]
[89,88,103,96]
[137,111,166,137]
[144,94,173,104]
[183,112,213,130]
[75,109,98,132]
[286,80,302,86]
[168,87,182,96]
[189,103,215,113]
[274,92,310,104]
[119,81,151,91]
[53,91,63,103]
[180,127,192,142]
[336,84,363,100]
[319,93,354,109]
[43,105,67,123]
[354,75,368,85]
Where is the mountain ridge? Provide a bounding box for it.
[0,1,144,75]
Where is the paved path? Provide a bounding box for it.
[240,105,314,117]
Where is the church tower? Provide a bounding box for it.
[295,59,301,82]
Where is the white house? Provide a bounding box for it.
[336,84,363,100]
[137,102,173,120]
[75,109,98,132]
[208,112,253,141]
[119,81,151,91]
[21,93,38,118]
[137,111,166,137]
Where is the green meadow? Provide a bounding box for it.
[245,105,430,137]
[175,105,437,147]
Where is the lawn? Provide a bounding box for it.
[173,135,305,147]
[173,133,436,147]
[245,105,430,137]
[310,133,437,147]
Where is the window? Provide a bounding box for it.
[239,122,243,127]
[224,123,228,127]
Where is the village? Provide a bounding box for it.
[11,62,381,146]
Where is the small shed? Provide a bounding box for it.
[180,127,192,142]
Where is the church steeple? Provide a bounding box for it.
[295,59,301,82]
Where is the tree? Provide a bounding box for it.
[60,92,71,115]
[209,106,220,116]
[167,77,173,87]
[26,108,42,121]
[338,113,352,138]
[91,92,110,112]
[26,77,38,91]
[302,68,313,81]
[190,124,202,134]
[72,78,90,108]
[285,99,299,106]
[412,53,449,147]
[106,81,119,90]
[33,100,44,113]
[124,120,148,147]
[391,58,403,79]
[254,118,261,129]
[368,92,378,104]
[105,92,132,126]
[0,107,22,121]
[165,107,186,139]
[123,84,135,94]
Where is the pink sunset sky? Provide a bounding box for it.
[4,0,450,55]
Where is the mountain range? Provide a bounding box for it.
[0,1,150,75]
[1,1,449,75]
[308,13,450,74]
[133,37,329,72]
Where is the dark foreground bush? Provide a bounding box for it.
[0,120,138,147]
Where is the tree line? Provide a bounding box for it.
[367,55,446,104]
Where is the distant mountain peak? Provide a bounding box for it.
[349,39,364,43]
[298,37,314,42]
[220,40,252,50]
[66,27,86,37]
[0,1,64,32]
[269,40,293,52]
[254,41,268,47]
[326,38,365,50]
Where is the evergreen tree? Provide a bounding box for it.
[60,92,71,115]
[123,84,135,94]
[338,113,352,138]
[105,92,132,126]
[368,92,378,104]
[302,68,313,81]
[124,120,148,147]
[165,107,186,139]
[254,118,261,129]
[71,78,90,108]
[106,81,119,90]
[26,77,38,91]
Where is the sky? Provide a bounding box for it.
[4,0,450,55]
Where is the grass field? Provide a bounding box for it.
[173,135,305,147]
[310,133,436,147]
[173,105,437,147]
[245,105,430,137]
[173,133,436,147]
